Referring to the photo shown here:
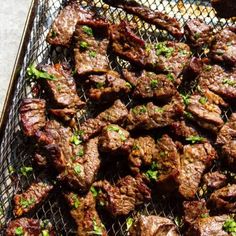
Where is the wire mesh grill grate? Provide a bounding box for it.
[0,0,235,235]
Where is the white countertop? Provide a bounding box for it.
[0,0,32,115]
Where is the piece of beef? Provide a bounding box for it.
[216,113,236,170]
[186,215,230,236]
[93,175,151,216]
[153,134,181,192]
[129,215,179,236]
[186,94,224,132]
[46,1,93,47]
[19,98,46,137]
[13,182,53,217]
[109,22,191,78]
[198,65,236,100]
[203,171,227,190]
[126,94,184,131]
[123,70,176,101]
[184,19,214,48]
[64,192,107,236]
[210,27,236,66]
[87,70,131,101]
[74,20,110,75]
[38,63,85,109]
[178,143,217,199]
[99,124,130,153]
[128,136,157,174]
[79,99,128,141]
[211,0,236,18]
[209,184,236,213]
[183,57,203,81]
[103,0,183,38]
[58,137,101,191]
[6,218,55,236]
[183,200,209,226]
[48,107,77,123]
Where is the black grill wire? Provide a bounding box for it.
[0,0,235,235]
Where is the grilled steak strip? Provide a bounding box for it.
[87,70,131,101]
[79,99,128,141]
[93,175,151,216]
[103,0,183,38]
[123,69,177,101]
[202,171,227,190]
[65,192,107,236]
[46,1,93,47]
[129,215,179,236]
[74,20,110,75]
[178,143,217,199]
[109,21,191,78]
[19,98,46,137]
[13,182,53,217]
[6,218,55,236]
[209,184,236,213]
[126,94,184,131]
[210,27,236,66]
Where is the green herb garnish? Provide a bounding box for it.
[88,220,104,235]
[132,144,140,150]
[80,41,89,49]
[50,30,58,38]
[8,165,15,174]
[199,97,207,105]
[223,218,236,235]
[186,135,205,144]
[222,78,236,87]
[200,213,209,218]
[155,107,164,113]
[107,125,127,141]
[126,217,133,231]
[74,164,82,174]
[150,79,158,89]
[95,82,105,89]
[145,162,159,181]
[155,42,174,58]
[70,132,82,145]
[166,73,174,81]
[27,64,57,81]
[184,111,193,119]
[90,186,100,198]
[15,226,24,235]
[82,25,93,36]
[132,105,147,115]
[77,148,84,157]
[42,230,50,236]
[125,82,132,88]
[89,51,97,58]
[20,197,35,208]
[20,166,33,176]
[180,94,190,106]
[203,65,212,71]
[194,32,200,40]
[72,194,80,209]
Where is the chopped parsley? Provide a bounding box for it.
[20,197,35,208]
[126,217,134,231]
[222,78,236,87]
[186,135,205,144]
[20,166,33,176]
[179,49,189,56]
[194,32,200,40]
[77,148,84,157]
[155,107,164,113]
[203,65,212,71]
[89,50,97,58]
[56,84,62,91]
[132,144,140,150]
[107,125,127,141]
[145,162,159,181]
[199,97,207,105]
[155,42,174,58]
[200,213,209,218]
[88,220,104,235]
[223,218,236,235]
[74,164,82,174]
[15,226,24,235]
[132,105,147,115]
[80,41,89,49]
[27,64,57,81]
[70,131,82,145]
[184,111,193,119]
[160,151,168,157]
[180,94,190,106]
[125,82,132,88]
[72,194,80,209]
[90,186,100,198]
[42,230,50,236]
[82,25,93,36]
[150,79,158,89]
[166,73,174,81]
[95,82,105,89]
[50,30,58,38]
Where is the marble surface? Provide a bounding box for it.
[0,0,32,115]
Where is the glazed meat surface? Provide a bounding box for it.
[178,143,217,199]
[186,94,224,132]
[13,182,53,217]
[129,215,179,236]
[79,99,128,141]
[104,0,183,38]
[198,65,236,100]
[19,98,46,137]
[6,218,55,236]
[186,215,230,236]
[93,175,151,216]
[210,27,236,66]
[46,1,93,46]
[202,171,227,190]
[183,200,209,226]
[99,124,130,153]
[184,19,213,48]
[38,63,85,109]
[126,94,184,131]
[110,22,191,78]
[74,20,110,75]
[123,70,176,101]
[65,192,107,236]
[211,0,236,18]
[87,70,131,101]
[209,184,236,213]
